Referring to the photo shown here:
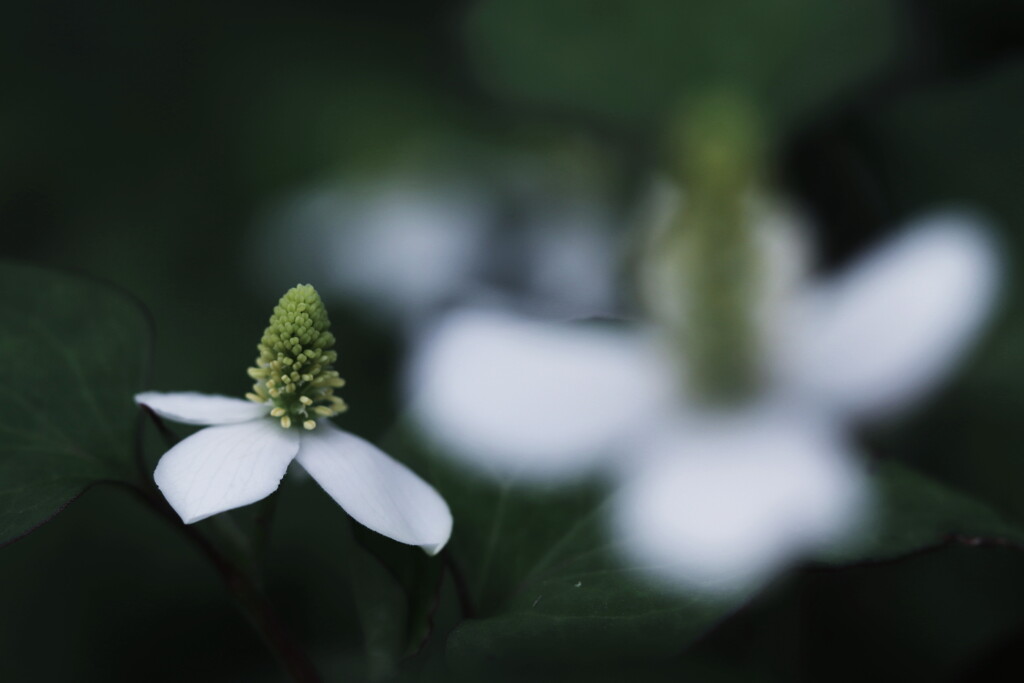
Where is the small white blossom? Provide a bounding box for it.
[138,285,452,555]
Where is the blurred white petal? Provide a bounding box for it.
[612,408,869,595]
[154,420,300,524]
[254,185,488,322]
[784,213,1000,419]
[517,203,618,318]
[296,422,453,555]
[327,187,487,318]
[752,202,814,352]
[408,309,675,481]
[135,391,269,426]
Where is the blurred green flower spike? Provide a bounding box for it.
[646,93,771,404]
[134,284,452,554]
[246,284,348,430]
[670,92,763,196]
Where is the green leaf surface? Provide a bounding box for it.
[413,428,1024,669]
[464,0,895,130]
[349,524,445,672]
[822,461,1024,565]
[400,439,750,670]
[0,263,151,545]
[349,540,410,680]
[444,488,746,669]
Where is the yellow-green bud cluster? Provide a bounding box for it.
[246,284,347,430]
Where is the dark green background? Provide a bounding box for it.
[3,1,1024,680]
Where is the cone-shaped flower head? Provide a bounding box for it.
[246,284,348,430]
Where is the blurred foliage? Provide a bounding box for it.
[464,0,895,133]
[3,0,1024,681]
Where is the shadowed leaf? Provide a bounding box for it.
[0,263,151,545]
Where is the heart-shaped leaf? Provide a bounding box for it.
[0,263,151,545]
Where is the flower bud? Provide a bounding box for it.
[246,284,348,428]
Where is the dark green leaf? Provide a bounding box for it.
[444,490,746,669]
[406,425,1024,669]
[349,540,409,680]
[822,461,1024,565]
[394,436,748,670]
[0,263,151,545]
[349,524,445,670]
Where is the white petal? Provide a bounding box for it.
[154,420,300,524]
[135,391,269,426]
[783,213,1000,419]
[612,408,869,595]
[406,309,675,482]
[296,422,452,555]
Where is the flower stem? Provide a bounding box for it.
[442,549,477,619]
[133,486,323,683]
[134,410,323,683]
[252,492,280,570]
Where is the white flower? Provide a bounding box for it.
[252,184,489,324]
[135,392,452,556]
[137,285,452,555]
[249,173,620,330]
[407,212,999,588]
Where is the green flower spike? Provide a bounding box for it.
[245,284,348,430]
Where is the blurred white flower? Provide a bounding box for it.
[250,176,620,330]
[252,184,489,325]
[490,200,620,319]
[613,406,865,591]
[408,211,1000,591]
